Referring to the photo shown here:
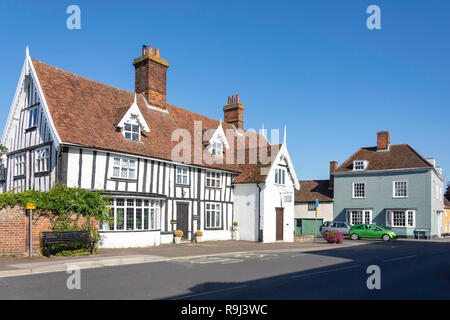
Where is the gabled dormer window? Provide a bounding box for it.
[124,122,140,142]
[207,122,229,158]
[117,94,150,142]
[353,160,368,171]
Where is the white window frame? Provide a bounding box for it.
[393,181,408,198]
[387,209,415,228]
[27,107,38,129]
[176,166,189,185]
[34,147,50,173]
[210,141,223,157]
[123,122,141,142]
[275,167,286,185]
[112,156,137,179]
[346,209,372,225]
[353,160,367,171]
[14,153,26,177]
[205,202,222,229]
[206,171,221,188]
[102,198,161,231]
[352,182,366,199]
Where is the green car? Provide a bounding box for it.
[349,224,398,241]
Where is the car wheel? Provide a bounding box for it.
[351,233,359,240]
[382,234,391,241]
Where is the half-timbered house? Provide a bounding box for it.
[1,46,300,247]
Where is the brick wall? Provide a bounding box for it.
[0,207,98,256]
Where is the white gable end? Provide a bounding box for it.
[117,94,150,132]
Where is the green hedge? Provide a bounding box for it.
[0,185,111,256]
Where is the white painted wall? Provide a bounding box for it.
[234,183,259,241]
[294,202,334,221]
[99,231,160,248]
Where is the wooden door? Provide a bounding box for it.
[176,202,189,240]
[276,208,284,240]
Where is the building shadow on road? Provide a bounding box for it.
[165,240,450,300]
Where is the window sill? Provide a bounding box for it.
[25,126,37,133]
[13,175,25,180]
[205,186,222,189]
[204,227,223,231]
[393,197,408,199]
[110,177,138,182]
[175,183,190,187]
[34,171,50,177]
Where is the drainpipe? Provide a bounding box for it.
[257,183,262,242]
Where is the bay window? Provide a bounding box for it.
[386,210,415,227]
[346,209,372,225]
[102,198,161,231]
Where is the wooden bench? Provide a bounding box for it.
[42,231,96,257]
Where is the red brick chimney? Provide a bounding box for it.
[223,94,245,129]
[133,45,169,107]
[377,131,390,151]
[329,161,338,189]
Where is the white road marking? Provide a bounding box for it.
[291,264,362,279]
[382,255,417,263]
[170,285,249,299]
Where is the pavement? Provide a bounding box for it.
[0,238,448,299]
[0,238,373,277]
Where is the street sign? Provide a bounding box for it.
[26,203,36,210]
[315,199,319,209]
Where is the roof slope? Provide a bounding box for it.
[335,144,433,172]
[294,180,333,202]
[32,59,276,182]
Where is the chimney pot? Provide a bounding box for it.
[236,94,240,103]
[148,45,153,54]
[377,131,390,151]
[155,48,160,57]
[142,45,147,56]
[228,96,231,104]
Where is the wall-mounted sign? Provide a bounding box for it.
[193,215,200,221]
[170,220,177,225]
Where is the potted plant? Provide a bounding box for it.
[173,230,183,244]
[231,221,240,240]
[194,230,203,243]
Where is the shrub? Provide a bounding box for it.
[174,230,183,238]
[194,230,203,237]
[0,185,110,256]
[233,221,238,227]
[324,230,344,243]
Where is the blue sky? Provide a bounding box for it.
[0,0,449,184]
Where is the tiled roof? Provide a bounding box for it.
[335,144,433,172]
[445,196,450,208]
[294,180,333,202]
[32,59,275,183]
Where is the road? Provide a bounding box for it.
[0,240,448,299]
